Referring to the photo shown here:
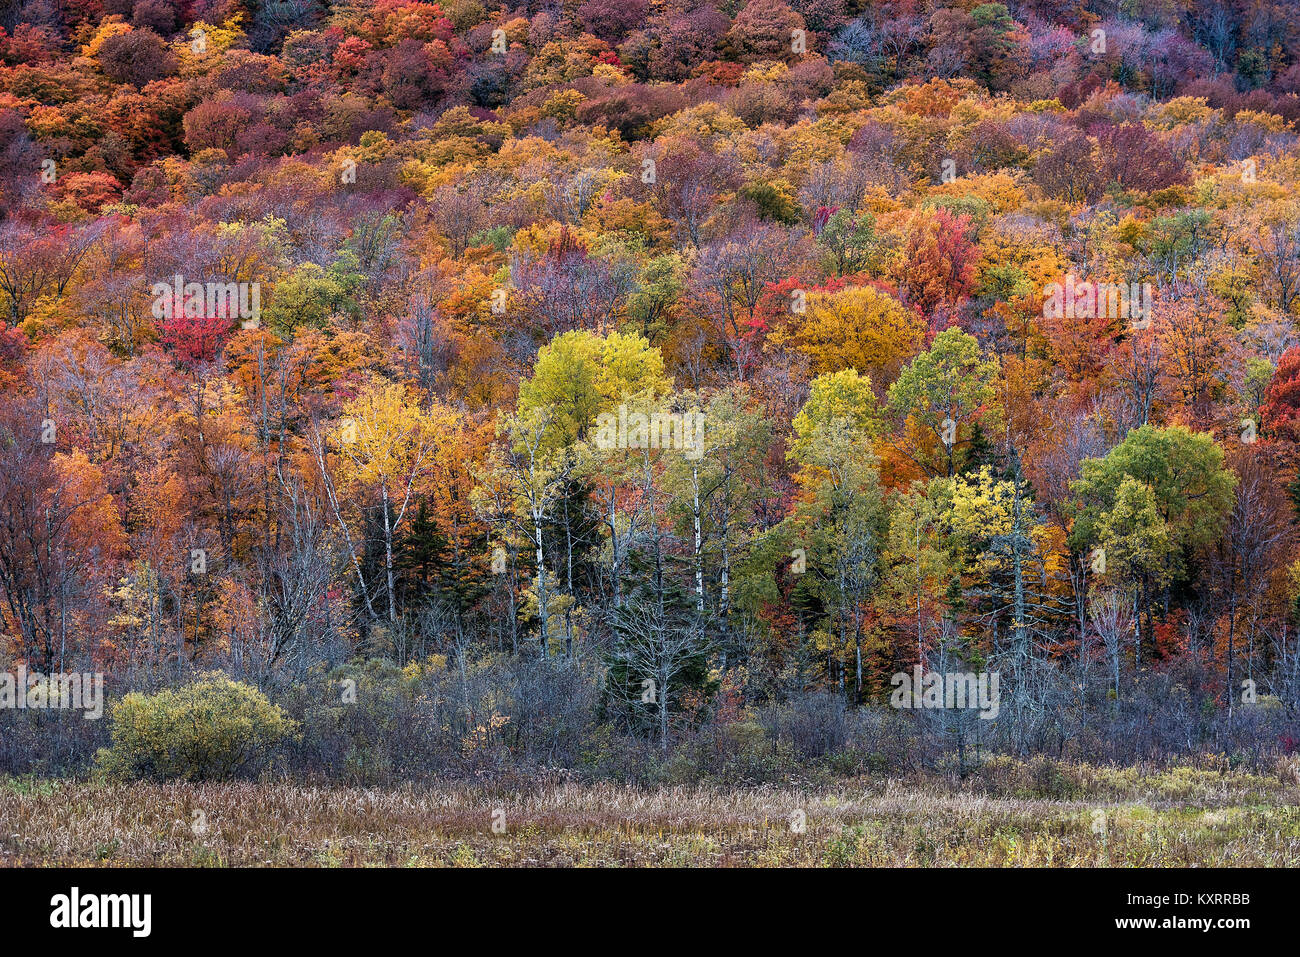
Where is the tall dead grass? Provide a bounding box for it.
[3,762,1299,866]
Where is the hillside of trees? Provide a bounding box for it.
[4,0,1300,781]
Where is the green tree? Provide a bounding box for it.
[1071,425,1234,667]
[817,208,882,277]
[881,478,958,666]
[785,371,888,697]
[1091,476,1174,668]
[516,329,672,452]
[265,252,364,336]
[886,328,1000,477]
[626,254,685,341]
[790,367,883,468]
[1071,424,1236,559]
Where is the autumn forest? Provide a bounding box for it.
[3,0,1300,840]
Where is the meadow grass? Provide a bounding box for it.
[3,758,1300,866]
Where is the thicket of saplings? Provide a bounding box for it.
[3,639,1296,789]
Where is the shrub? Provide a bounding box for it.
[96,673,298,781]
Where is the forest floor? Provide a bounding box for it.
[4,761,1300,866]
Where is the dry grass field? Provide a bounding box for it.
[4,758,1300,866]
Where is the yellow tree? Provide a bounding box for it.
[949,464,1064,683]
[776,285,925,385]
[506,329,673,653]
[321,378,443,627]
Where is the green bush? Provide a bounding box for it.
[96,673,298,781]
